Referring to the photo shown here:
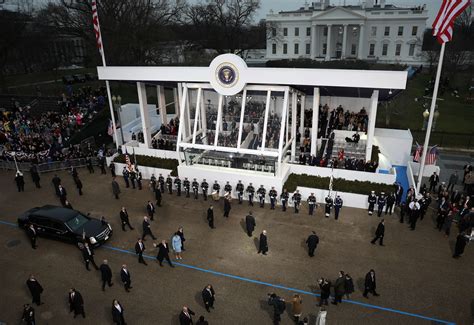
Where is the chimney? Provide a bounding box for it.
[380,0,386,8]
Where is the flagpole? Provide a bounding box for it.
[416,42,446,193]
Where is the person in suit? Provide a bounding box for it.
[306,231,319,257]
[179,306,195,325]
[74,177,83,196]
[429,172,439,192]
[58,185,67,206]
[119,207,134,231]
[154,240,175,267]
[27,224,37,249]
[202,284,216,312]
[332,271,345,305]
[68,288,85,318]
[370,219,385,246]
[135,238,147,265]
[146,201,155,220]
[258,230,268,255]
[453,231,469,258]
[344,273,355,299]
[112,299,126,325]
[26,274,43,305]
[82,242,99,271]
[112,177,121,199]
[15,171,25,192]
[207,205,215,229]
[142,216,156,240]
[223,195,231,218]
[99,259,113,291]
[52,174,61,196]
[363,269,379,298]
[22,304,35,325]
[30,165,41,188]
[120,264,132,292]
[155,187,162,207]
[109,162,116,177]
[64,200,73,209]
[196,315,209,325]
[317,278,331,306]
[245,212,256,237]
[385,193,396,215]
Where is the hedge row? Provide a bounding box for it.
[113,154,179,176]
[283,173,395,195]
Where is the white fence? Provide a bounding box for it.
[121,144,180,160]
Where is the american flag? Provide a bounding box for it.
[413,143,422,162]
[425,146,439,165]
[125,149,132,171]
[91,0,103,53]
[432,0,471,44]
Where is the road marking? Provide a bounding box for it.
[1,219,455,324]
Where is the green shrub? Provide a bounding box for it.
[114,154,179,176]
[283,173,395,195]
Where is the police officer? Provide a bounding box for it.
[236,181,244,204]
[158,174,165,193]
[183,177,190,197]
[246,183,255,206]
[201,179,209,200]
[192,178,199,199]
[308,193,317,216]
[224,181,232,196]
[334,195,343,220]
[136,168,143,190]
[129,169,137,189]
[257,185,266,208]
[280,189,289,211]
[212,181,220,196]
[377,192,386,217]
[292,190,302,213]
[325,195,333,218]
[174,176,182,196]
[166,175,173,194]
[122,167,130,188]
[368,191,377,215]
[269,187,278,210]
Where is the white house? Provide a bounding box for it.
[266,0,428,64]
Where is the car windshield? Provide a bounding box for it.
[65,214,89,232]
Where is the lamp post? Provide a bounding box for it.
[112,95,125,146]
[422,108,429,131]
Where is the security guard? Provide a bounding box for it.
[280,189,289,211]
[325,195,333,218]
[158,174,165,193]
[201,179,209,200]
[377,192,386,217]
[150,174,157,191]
[174,176,182,196]
[136,168,143,190]
[308,193,317,216]
[122,167,130,188]
[257,185,266,208]
[183,177,191,197]
[334,195,343,220]
[129,169,137,189]
[212,181,220,196]
[236,181,244,204]
[368,191,377,215]
[292,190,302,213]
[246,183,255,206]
[166,175,173,194]
[224,182,232,196]
[269,187,278,210]
[192,178,199,199]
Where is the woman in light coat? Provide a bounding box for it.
[291,294,303,322]
[316,307,327,325]
[171,232,182,260]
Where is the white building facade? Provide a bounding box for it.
[266,0,428,64]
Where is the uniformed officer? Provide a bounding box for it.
[377,192,386,217]
[325,195,333,218]
[183,177,190,197]
[122,167,130,188]
[257,185,266,208]
[224,182,232,196]
[236,181,244,204]
[158,174,165,193]
[174,176,182,196]
[292,190,302,213]
[368,191,377,215]
[334,195,343,220]
[201,179,209,200]
[269,187,278,210]
[308,193,317,215]
[212,181,220,196]
[136,168,143,190]
[166,175,173,194]
[129,169,137,189]
[280,189,289,211]
[192,178,199,199]
[246,183,255,206]
[150,174,157,191]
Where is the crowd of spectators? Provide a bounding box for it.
[298,148,378,173]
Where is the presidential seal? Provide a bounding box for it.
[209,54,247,96]
[216,63,238,88]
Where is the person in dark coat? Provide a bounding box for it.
[245,212,256,237]
[306,231,319,257]
[453,232,469,258]
[317,278,331,306]
[27,224,37,249]
[109,162,116,178]
[332,271,345,305]
[74,177,83,195]
[344,273,355,299]
[99,259,113,291]
[429,172,439,192]
[154,240,174,267]
[177,226,186,250]
[363,269,379,298]
[52,174,61,196]
[207,205,215,229]
[68,288,85,318]
[82,242,99,271]
[201,284,216,312]
[64,200,73,210]
[58,185,67,206]
[135,238,147,265]
[26,274,43,305]
[119,207,134,231]
[112,177,121,199]
[22,304,35,325]
[223,195,231,218]
[179,306,195,325]
[370,219,385,246]
[15,171,25,192]
[120,264,132,292]
[112,299,126,325]
[155,187,162,207]
[146,201,155,220]
[258,230,268,255]
[141,216,156,240]
[30,165,41,188]
[196,315,209,325]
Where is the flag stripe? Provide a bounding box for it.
[91,1,103,52]
[438,0,470,36]
[432,0,471,43]
[432,0,450,35]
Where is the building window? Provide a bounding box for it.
[369,43,375,56]
[323,27,328,36]
[283,43,288,54]
[272,44,276,54]
[412,26,418,36]
[272,28,276,37]
[395,44,401,56]
[351,44,356,55]
[323,43,327,55]
[382,43,388,56]
[295,27,299,36]
[384,26,390,36]
[306,27,311,36]
[371,26,377,37]
[294,43,299,54]
[409,43,415,56]
[283,28,288,36]
[398,26,403,36]
[306,43,311,55]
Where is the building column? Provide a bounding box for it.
[291,92,298,161]
[311,25,317,59]
[325,24,332,61]
[137,82,152,148]
[157,85,168,125]
[365,90,379,162]
[299,95,305,144]
[310,88,320,156]
[173,87,179,117]
[358,24,365,60]
[341,24,348,59]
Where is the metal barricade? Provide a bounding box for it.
[0,157,99,173]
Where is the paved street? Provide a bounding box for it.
[0,168,472,325]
